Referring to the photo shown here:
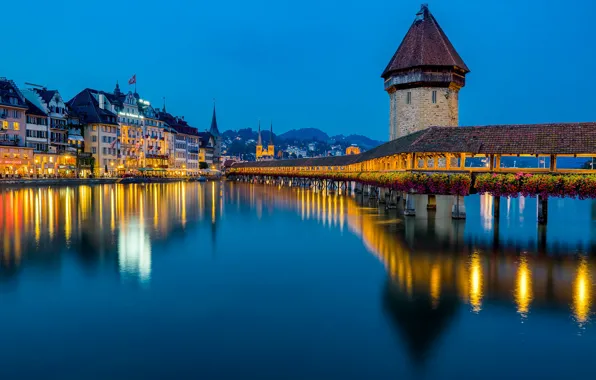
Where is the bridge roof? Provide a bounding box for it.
[233,123,596,168]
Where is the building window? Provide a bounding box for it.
[92,135,97,142]
[406,92,411,104]
[13,122,19,131]
[432,90,437,104]
[2,121,7,130]
[92,125,97,131]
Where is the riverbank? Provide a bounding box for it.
[0,176,215,188]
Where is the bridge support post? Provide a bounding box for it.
[426,194,437,210]
[362,185,369,196]
[404,193,416,216]
[387,190,398,209]
[493,196,500,219]
[354,182,362,194]
[537,195,548,225]
[451,195,466,219]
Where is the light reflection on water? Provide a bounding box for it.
[0,182,595,377]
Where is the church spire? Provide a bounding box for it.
[209,100,220,137]
[257,120,262,146]
[268,121,274,146]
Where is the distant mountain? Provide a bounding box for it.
[331,134,385,150]
[278,128,329,142]
[221,127,384,158]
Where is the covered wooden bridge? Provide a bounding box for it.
[229,123,596,223]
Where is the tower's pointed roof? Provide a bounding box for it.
[382,4,469,79]
[268,121,274,146]
[257,120,262,146]
[210,103,220,137]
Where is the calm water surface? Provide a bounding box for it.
[0,182,595,379]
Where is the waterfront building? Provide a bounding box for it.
[198,132,214,168]
[142,105,169,171]
[157,110,200,175]
[383,4,469,141]
[0,78,27,148]
[22,87,69,154]
[346,145,361,155]
[117,89,144,171]
[24,99,49,153]
[67,88,120,176]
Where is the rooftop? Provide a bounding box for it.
[382,4,469,79]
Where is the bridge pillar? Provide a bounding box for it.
[451,195,466,219]
[404,193,416,216]
[493,196,500,219]
[537,195,548,225]
[354,182,362,194]
[426,194,437,210]
[387,190,398,209]
[362,185,369,196]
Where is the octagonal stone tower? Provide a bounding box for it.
[383,4,470,141]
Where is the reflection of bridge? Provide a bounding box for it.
[227,183,594,326]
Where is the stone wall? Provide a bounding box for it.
[389,86,460,141]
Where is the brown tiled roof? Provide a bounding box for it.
[382,5,469,78]
[233,123,596,169]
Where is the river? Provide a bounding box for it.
[0,182,594,379]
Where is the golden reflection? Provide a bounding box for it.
[211,182,216,224]
[65,187,72,242]
[430,264,441,309]
[515,255,533,318]
[469,252,483,313]
[573,257,592,325]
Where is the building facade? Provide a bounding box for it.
[383,5,469,141]
[0,78,27,148]
[68,88,120,176]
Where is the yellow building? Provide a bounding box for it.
[346,145,361,155]
[256,121,274,160]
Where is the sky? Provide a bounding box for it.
[3,0,595,141]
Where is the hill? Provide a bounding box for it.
[278,128,329,142]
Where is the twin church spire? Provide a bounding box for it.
[256,120,275,160]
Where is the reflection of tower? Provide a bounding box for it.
[383,280,459,364]
[118,217,152,283]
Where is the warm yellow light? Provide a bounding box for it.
[469,252,483,313]
[430,264,441,309]
[573,257,592,325]
[515,255,533,318]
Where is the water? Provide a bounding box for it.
[0,182,595,379]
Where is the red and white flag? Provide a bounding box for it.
[128,74,136,85]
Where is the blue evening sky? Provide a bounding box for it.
[3,0,594,140]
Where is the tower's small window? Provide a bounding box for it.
[432,90,437,104]
[406,92,412,104]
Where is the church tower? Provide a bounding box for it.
[267,122,275,157]
[383,4,470,141]
[209,102,221,169]
[256,121,264,159]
